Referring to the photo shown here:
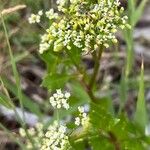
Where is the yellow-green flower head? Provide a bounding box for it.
[33,0,129,54]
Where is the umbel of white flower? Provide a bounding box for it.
[49,89,70,110]
[41,121,70,150]
[75,106,88,126]
[19,122,70,150]
[28,0,130,54]
[19,123,44,149]
[28,10,43,24]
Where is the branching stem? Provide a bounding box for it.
[89,46,104,92]
[65,49,97,102]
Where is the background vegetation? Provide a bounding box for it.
[0,0,150,149]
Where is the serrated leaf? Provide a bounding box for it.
[90,136,114,150]
[42,73,71,90]
[70,139,85,150]
[89,102,115,131]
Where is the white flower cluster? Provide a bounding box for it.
[19,123,44,149]
[49,89,70,110]
[28,10,43,24]
[75,106,88,126]
[45,9,59,20]
[19,122,70,150]
[41,121,70,150]
[57,0,67,7]
[29,0,130,54]
[28,8,59,24]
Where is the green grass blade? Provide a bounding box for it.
[0,78,13,108]
[1,76,42,117]
[118,75,128,114]
[0,77,30,125]
[133,0,148,26]
[0,94,12,108]
[0,13,25,125]
[134,59,147,132]
[128,0,136,26]
[124,30,134,78]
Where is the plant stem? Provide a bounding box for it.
[65,49,97,102]
[89,46,103,91]
[56,109,59,123]
[108,131,121,150]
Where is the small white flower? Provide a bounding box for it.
[28,14,41,24]
[46,9,58,20]
[19,128,26,137]
[75,106,88,126]
[75,117,80,126]
[57,0,66,6]
[59,125,67,133]
[65,92,71,98]
[78,106,84,113]
[28,128,36,136]
[57,89,62,94]
[50,96,55,101]
[63,103,69,110]
[57,104,61,109]
[41,122,70,150]
[36,123,43,130]
[82,113,87,118]
[39,43,50,54]
[49,89,70,110]
[38,10,43,16]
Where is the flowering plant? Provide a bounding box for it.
[29,0,129,54]
[18,0,150,150]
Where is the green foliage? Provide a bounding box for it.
[124,0,148,77]
[0,0,150,150]
[88,102,149,150]
[41,52,57,72]
[42,73,71,90]
[135,61,147,132]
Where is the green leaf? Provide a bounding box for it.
[89,102,117,132]
[70,139,86,150]
[40,50,58,74]
[89,102,148,149]
[90,135,114,150]
[71,81,90,103]
[42,73,71,90]
[134,61,147,132]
